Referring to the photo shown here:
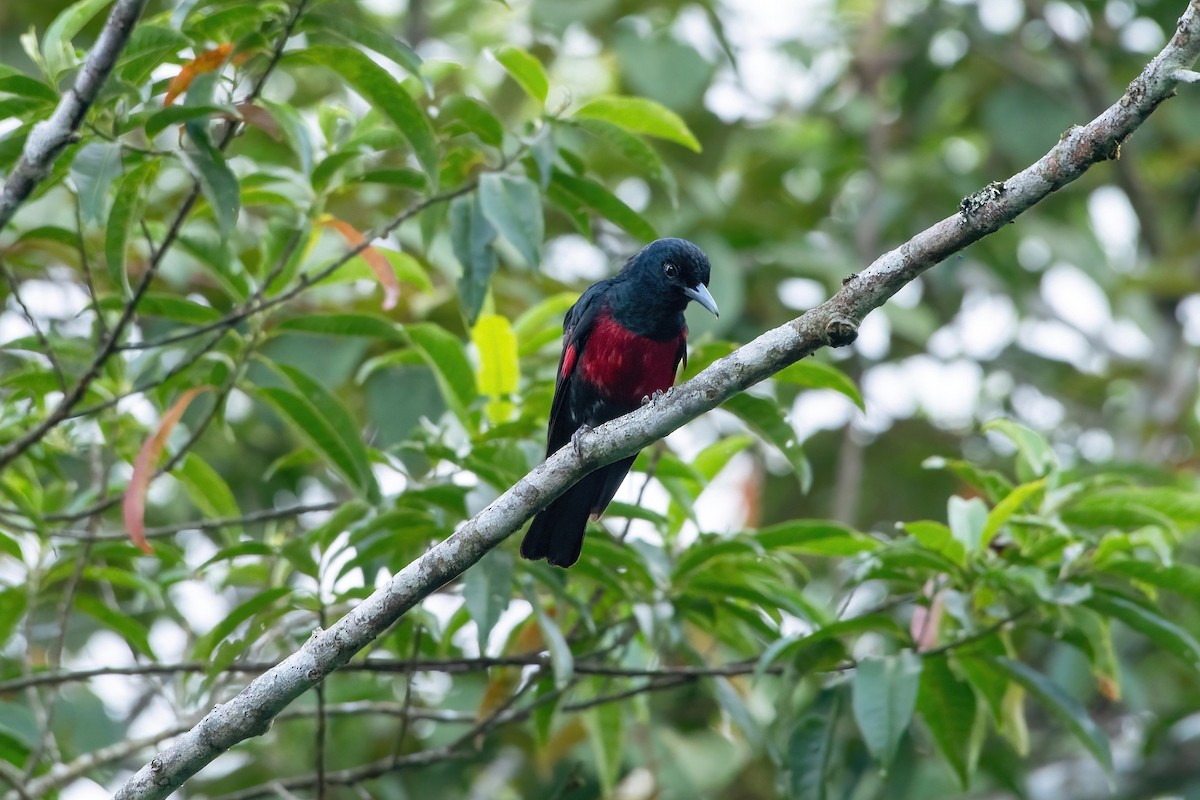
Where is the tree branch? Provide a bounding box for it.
[0,0,151,234]
[111,4,1200,798]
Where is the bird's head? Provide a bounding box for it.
[625,238,719,318]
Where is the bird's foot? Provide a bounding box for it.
[640,388,667,406]
[571,424,592,458]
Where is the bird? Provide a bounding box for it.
[520,238,719,568]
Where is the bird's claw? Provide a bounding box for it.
[571,424,592,458]
[640,389,667,406]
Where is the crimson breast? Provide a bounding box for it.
[577,310,685,403]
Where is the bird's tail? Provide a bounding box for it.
[520,455,636,568]
[520,478,597,567]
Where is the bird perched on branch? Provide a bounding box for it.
[520,238,719,568]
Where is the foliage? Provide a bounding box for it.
[1,0,1199,798]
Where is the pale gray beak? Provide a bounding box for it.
[683,283,720,317]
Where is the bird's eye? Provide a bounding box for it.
[663,262,679,279]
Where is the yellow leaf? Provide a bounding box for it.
[472,313,518,423]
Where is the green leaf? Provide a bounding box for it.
[259,98,314,175]
[574,118,667,187]
[104,159,159,291]
[255,385,377,501]
[0,530,22,561]
[404,323,478,424]
[463,549,513,656]
[947,495,988,554]
[478,172,544,269]
[922,456,1015,504]
[70,141,123,225]
[276,313,404,342]
[1068,487,1200,528]
[1067,607,1121,701]
[983,419,1056,480]
[551,169,656,241]
[472,313,519,424]
[292,46,439,183]
[525,585,573,688]
[918,655,979,788]
[0,74,57,104]
[776,360,865,410]
[42,0,114,79]
[573,95,701,151]
[693,435,754,481]
[451,194,498,324]
[182,113,240,237]
[1102,559,1200,603]
[99,292,219,324]
[756,520,878,555]
[198,542,274,571]
[987,656,1112,773]
[175,453,241,523]
[357,167,428,190]
[118,24,190,84]
[673,538,758,580]
[317,247,433,294]
[587,701,623,795]
[789,696,839,800]
[981,478,1046,550]
[0,589,26,649]
[300,12,423,77]
[440,94,504,147]
[493,45,549,104]
[756,615,904,680]
[74,595,155,659]
[276,364,380,503]
[852,652,922,768]
[145,104,234,139]
[722,392,811,491]
[903,520,966,566]
[1085,590,1200,669]
[192,587,291,660]
[513,291,576,352]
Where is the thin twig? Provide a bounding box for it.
[0,259,67,392]
[114,182,477,354]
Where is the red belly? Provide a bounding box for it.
[579,313,684,403]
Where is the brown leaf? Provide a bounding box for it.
[236,101,282,140]
[321,217,400,310]
[123,386,211,553]
[476,667,520,726]
[911,578,944,652]
[164,44,233,106]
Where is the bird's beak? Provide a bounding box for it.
[683,283,720,317]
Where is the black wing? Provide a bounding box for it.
[545,282,607,457]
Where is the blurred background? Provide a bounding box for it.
[2,0,1200,798]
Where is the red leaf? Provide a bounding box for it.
[164,44,233,106]
[123,386,212,553]
[322,218,400,310]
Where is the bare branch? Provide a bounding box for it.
[109,3,1200,797]
[0,0,151,233]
